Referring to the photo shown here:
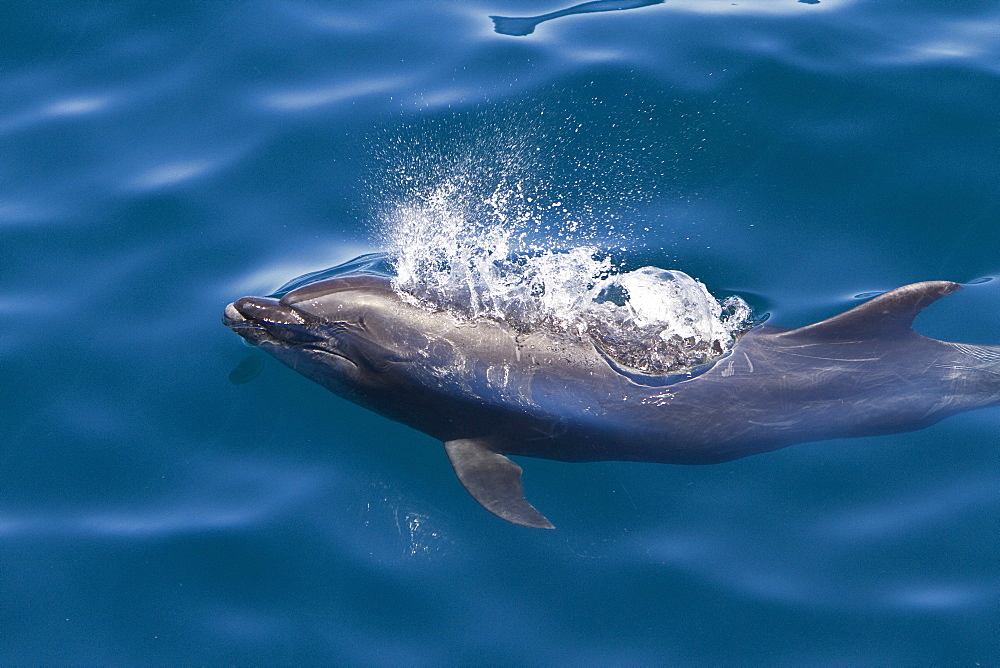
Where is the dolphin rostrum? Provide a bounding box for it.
[224,272,1000,528]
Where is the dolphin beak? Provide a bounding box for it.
[223,301,245,326]
[224,297,323,347]
[232,297,306,326]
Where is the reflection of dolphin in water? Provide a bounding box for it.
[225,274,1000,529]
[490,0,664,36]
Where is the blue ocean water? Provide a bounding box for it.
[2,0,998,663]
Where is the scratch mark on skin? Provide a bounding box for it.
[642,391,674,406]
[950,342,1000,365]
[526,418,569,441]
[779,352,880,362]
[781,340,866,349]
[748,418,801,427]
[742,352,754,373]
[931,363,989,377]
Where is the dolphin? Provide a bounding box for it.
[490,0,664,37]
[224,273,1000,529]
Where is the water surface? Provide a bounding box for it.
[2,1,998,664]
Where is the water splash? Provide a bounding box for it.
[363,107,752,375]
[382,178,614,325]
[586,268,752,374]
[376,165,751,375]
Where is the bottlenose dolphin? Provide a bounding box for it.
[224,275,1000,528]
[490,0,664,37]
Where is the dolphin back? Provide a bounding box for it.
[777,281,963,342]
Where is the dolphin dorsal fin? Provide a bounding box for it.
[780,281,962,341]
[444,438,555,529]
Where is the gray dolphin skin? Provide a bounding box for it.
[224,275,1000,529]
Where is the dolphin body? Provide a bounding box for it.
[224,273,1000,528]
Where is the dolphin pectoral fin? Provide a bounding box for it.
[444,438,555,529]
[781,280,963,341]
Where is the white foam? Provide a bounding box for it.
[375,127,751,374]
[584,267,751,373]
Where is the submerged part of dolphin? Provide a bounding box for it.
[224,273,1000,529]
[490,0,665,36]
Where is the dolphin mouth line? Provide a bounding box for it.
[225,302,361,369]
[227,321,268,334]
[299,344,359,369]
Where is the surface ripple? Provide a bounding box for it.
[1,0,998,664]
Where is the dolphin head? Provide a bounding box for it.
[223,275,415,399]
